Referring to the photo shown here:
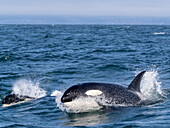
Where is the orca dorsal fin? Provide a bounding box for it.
[128,71,146,93]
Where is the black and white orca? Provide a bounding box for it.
[2,94,35,107]
[61,71,146,111]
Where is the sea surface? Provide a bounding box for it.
[0,25,170,127]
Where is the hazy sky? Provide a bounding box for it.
[0,0,170,17]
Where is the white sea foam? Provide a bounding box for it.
[51,90,66,111]
[153,32,166,35]
[12,79,46,98]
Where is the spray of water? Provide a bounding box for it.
[136,69,164,100]
[12,79,46,98]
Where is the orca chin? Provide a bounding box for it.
[2,94,35,107]
[61,71,146,112]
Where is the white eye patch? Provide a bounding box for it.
[85,90,103,96]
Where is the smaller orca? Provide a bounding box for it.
[2,94,35,107]
[61,71,146,112]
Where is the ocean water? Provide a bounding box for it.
[0,25,170,127]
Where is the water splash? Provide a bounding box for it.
[51,90,66,111]
[12,79,46,98]
[136,69,164,100]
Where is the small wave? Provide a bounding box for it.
[12,79,46,98]
[153,32,166,35]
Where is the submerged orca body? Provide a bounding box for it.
[2,94,35,107]
[61,71,146,111]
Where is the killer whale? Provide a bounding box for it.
[2,94,35,107]
[61,71,146,111]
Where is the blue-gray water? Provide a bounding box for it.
[0,25,170,127]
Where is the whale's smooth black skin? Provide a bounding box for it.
[61,71,146,106]
[2,94,35,105]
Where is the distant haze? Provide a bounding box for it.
[0,0,170,24]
